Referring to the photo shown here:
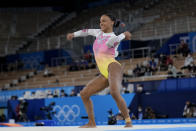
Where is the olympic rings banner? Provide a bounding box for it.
[45,94,135,125]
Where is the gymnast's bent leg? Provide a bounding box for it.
[80,75,109,128]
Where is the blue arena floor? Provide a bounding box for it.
[107,126,196,131]
[1,124,196,131]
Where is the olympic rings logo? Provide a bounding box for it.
[53,105,80,122]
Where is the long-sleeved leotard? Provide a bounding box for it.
[74,29,125,78]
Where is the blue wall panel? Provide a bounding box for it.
[130,91,196,118]
[6,54,19,64]
[8,99,45,121]
[45,94,135,125]
[19,52,44,70]
[157,33,188,55]
[157,32,196,55]
[189,32,196,52]
[165,79,177,91]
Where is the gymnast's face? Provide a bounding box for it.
[100,15,114,33]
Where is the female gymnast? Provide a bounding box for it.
[67,14,132,128]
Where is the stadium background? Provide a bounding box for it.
[0,0,196,127]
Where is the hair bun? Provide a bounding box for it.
[103,14,121,28]
[114,19,121,28]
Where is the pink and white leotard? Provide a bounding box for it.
[74,29,125,78]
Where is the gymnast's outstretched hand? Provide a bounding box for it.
[124,31,132,40]
[66,33,74,40]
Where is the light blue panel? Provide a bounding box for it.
[92,94,135,124]
[0,86,75,107]
[0,90,24,107]
[45,94,135,126]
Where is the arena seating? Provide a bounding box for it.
[11,0,195,55]
[0,70,34,90]
[0,10,63,56]
[0,0,196,90]
[0,0,195,56]
[1,52,196,90]
[132,0,196,40]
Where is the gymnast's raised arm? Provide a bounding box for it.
[66,29,100,40]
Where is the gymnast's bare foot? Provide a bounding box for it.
[79,122,96,128]
[124,122,133,128]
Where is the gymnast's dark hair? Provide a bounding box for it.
[103,14,121,28]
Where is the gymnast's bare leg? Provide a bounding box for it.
[108,62,132,127]
[79,75,109,128]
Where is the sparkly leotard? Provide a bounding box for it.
[74,29,125,78]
